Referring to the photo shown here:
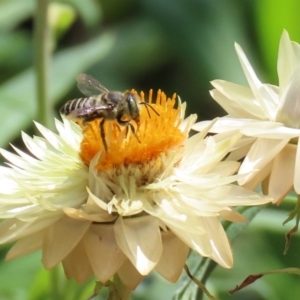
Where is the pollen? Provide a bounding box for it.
[79,90,186,170]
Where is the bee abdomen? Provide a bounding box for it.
[60,98,89,116]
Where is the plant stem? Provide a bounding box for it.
[50,266,61,299]
[111,275,132,300]
[34,0,52,128]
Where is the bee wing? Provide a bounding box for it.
[66,104,113,119]
[76,73,109,96]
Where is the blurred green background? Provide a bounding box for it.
[1,0,300,299]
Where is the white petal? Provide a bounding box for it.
[55,118,82,150]
[83,224,127,283]
[179,132,241,174]
[209,161,240,176]
[165,220,211,257]
[144,197,207,232]
[276,66,300,128]
[241,159,273,191]
[269,144,296,204]
[217,185,272,206]
[210,81,266,119]
[179,113,197,134]
[117,260,144,290]
[226,137,256,161]
[63,207,116,222]
[292,41,300,61]
[277,30,296,95]
[219,210,247,223]
[42,216,91,269]
[114,216,162,275]
[0,214,60,244]
[238,138,289,185]
[240,121,300,138]
[34,121,78,157]
[202,217,232,268]
[235,43,278,120]
[62,239,94,284]
[6,230,44,260]
[192,117,255,133]
[294,143,300,194]
[155,231,189,282]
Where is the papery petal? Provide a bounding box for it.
[179,113,197,134]
[117,260,144,290]
[217,185,271,206]
[269,144,296,204]
[83,224,127,283]
[179,132,241,174]
[0,215,60,244]
[238,138,289,185]
[202,217,232,268]
[226,137,256,161]
[183,121,217,161]
[235,43,278,120]
[294,143,300,194]
[34,121,77,156]
[292,41,300,61]
[209,161,240,176]
[144,197,207,231]
[21,132,78,165]
[63,207,116,222]
[42,216,91,269]
[219,210,247,223]
[240,121,300,138]
[277,30,296,95]
[210,81,266,119]
[6,230,44,260]
[166,221,211,258]
[62,239,94,284]
[276,66,300,128]
[89,155,115,201]
[114,216,162,275]
[155,231,189,282]
[55,118,82,150]
[241,159,273,191]
[192,117,255,133]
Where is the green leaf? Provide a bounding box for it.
[0,252,42,300]
[224,205,266,242]
[229,267,300,295]
[60,0,102,27]
[49,3,77,44]
[0,0,34,32]
[255,0,300,82]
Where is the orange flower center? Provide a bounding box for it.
[79,90,186,170]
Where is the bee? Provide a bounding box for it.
[60,73,159,152]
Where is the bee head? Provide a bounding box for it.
[124,92,140,123]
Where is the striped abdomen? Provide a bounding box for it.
[59,97,101,119]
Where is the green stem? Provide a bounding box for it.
[34,0,52,128]
[110,275,132,300]
[50,266,61,299]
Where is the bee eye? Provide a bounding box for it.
[126,94,138,114]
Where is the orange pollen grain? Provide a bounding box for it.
[79,89,186,170]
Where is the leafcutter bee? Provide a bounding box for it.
[60,73,159,151]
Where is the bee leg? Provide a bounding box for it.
[128,123,141,143]
[124,125,129,139]
[81,119,89,131]
[99,118,108,152]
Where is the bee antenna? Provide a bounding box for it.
[140,102,160,117]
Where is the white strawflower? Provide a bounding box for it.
[0,89,271,289]
[194,30,300,204]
